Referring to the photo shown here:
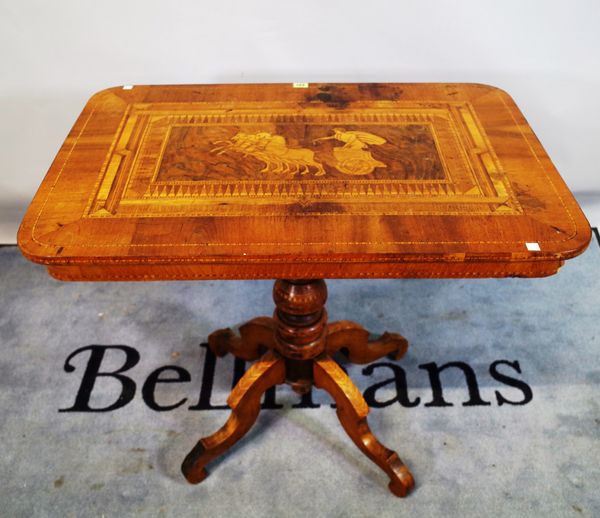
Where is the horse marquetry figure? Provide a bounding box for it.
[212,132,325,177]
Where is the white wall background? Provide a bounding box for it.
[1,0,599,242]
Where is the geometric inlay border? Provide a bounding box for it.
[86,101,522,218]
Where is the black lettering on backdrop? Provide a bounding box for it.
[362,363,420,408]
[188,343,228,410]
[59,343,533,412]
[419,361,492,407]
[59,345,140,412]
[291,390,320,409]
[592,226,600,248]
[142,366,191,411]
[489,360,533,406]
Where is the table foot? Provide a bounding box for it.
[181,350,285,484]
[326,320,409,364]
[208,317,276,361]
[313,354,414,497]
[184,279,414,496]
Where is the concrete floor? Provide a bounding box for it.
[0,237,599,517]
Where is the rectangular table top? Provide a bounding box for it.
[18,83,591,280]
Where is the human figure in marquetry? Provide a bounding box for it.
[314,128,387,175]
[211,131,326,176]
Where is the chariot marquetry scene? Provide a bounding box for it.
[87,100,521,218]
[160,125,441,180]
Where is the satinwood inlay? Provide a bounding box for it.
[85,100,520,218]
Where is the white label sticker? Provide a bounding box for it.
[122,85,133,90]
[293,82,309,88]
[525,242,541,251]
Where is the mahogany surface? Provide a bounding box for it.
[17,83,591,280]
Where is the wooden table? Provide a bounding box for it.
[18,83,591,497]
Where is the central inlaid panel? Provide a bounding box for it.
[157,124,445,181]
[86,101,521,217]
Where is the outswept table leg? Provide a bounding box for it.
[181,350,285,484]
[208,316,276,361]
[326,320,409,364]
[313,354,414,497]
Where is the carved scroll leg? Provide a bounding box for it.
[326,320,409,364]
[313,355,414,497]
[181,350,285,484]
[208,316,276,361]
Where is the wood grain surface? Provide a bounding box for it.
[17,83,591,280]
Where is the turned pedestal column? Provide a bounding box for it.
[181,279,414,497]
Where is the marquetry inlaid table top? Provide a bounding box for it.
[18,83,591,281]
